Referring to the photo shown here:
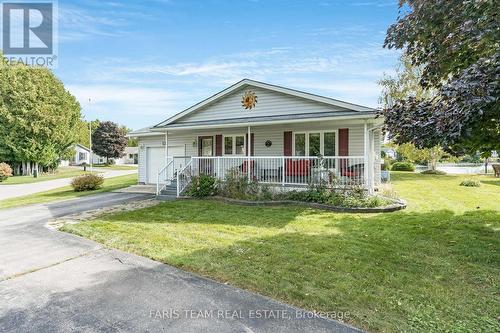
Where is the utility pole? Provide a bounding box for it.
[89,98,93,173]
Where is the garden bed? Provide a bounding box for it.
[180,195,406,213]
[184,171,405,212]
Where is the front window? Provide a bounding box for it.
[223,135,245,155]
[235,136,245,155]
[309,133,321,156]
[294,133,306,156]
[293,131,337,156]
[224,136,233,155]
[324,132,336,156]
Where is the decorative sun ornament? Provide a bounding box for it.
[241,91,257,110]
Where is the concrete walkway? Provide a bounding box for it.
[0,193,361,333]
[0,169,137,200]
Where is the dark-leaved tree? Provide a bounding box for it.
[381,0,499,154]
[91,121,127,164]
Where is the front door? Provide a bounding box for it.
[198,136,213,174]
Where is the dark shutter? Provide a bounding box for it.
[338,129,349,156]
[198,137,203,156]
[245,133,255,156]
[338,128,349,173]
[215,135,222,156]
[284,131,292,156]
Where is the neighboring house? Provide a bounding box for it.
[92,147,138,165]
[129,79,383,196]
[382,147,397,160]
[60,144,91,166]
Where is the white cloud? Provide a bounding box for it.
[66,85,187,122]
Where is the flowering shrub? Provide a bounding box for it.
[0,162,13,182]
[186,174,217,197]
[71,174,104,191]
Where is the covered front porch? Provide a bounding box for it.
[153,119,382,196]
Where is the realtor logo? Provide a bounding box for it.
[1,1,57,66]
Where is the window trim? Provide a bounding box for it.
[222,134,246,156]
[292,130,338,157]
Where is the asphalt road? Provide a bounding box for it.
[0,192,361,333]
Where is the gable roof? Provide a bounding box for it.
[153,79,377,128]
[75,143,91,152]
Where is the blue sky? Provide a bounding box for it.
[54,0,401,130]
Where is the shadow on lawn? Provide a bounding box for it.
[166,208,499,332]
[106,200,319,228]
[480,179,500,186]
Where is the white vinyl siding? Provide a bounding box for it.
[176,86,350,124]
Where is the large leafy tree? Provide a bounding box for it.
[381,0,499,154]
[91,121,127,164]
[0,57,81,174]
[75,119,100,148]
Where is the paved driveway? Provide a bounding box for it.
[0,193,360,333]
[0,169,137,200]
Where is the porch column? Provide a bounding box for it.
[247,125,251,182]
[363,122,373,194]
[164,132,169,161]
[164,132,169,180]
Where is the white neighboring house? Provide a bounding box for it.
[60,144,91,166]
[129,79,383,196]
[92,146,138,165]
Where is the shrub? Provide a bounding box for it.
[391,161,415,171]
[71,174,104,191]
[218,168,262,200]
[186,174,217,197]
[459,179,481,187]
[421,169,447,175]
[0,162,13,182]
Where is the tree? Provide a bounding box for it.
[75,119,100,148]
[394,143,444,171]
[120,125,138,147]
[0,56,81,174]
[91,121,127,164]
[381,0,499,154]
[378,55,433,106]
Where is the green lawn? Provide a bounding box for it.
[0,167,91,185]
[0,174,137,209]
[62,172,500,332]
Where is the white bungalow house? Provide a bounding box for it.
[60,144,91,166]
[129,79,383,196]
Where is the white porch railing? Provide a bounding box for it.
[176,159,193,196]
[184,156,365,191]
[156,159,174,195]
[170,156,368,197]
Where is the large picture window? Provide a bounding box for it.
[293,131,337,156]
[223,135,245,155]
